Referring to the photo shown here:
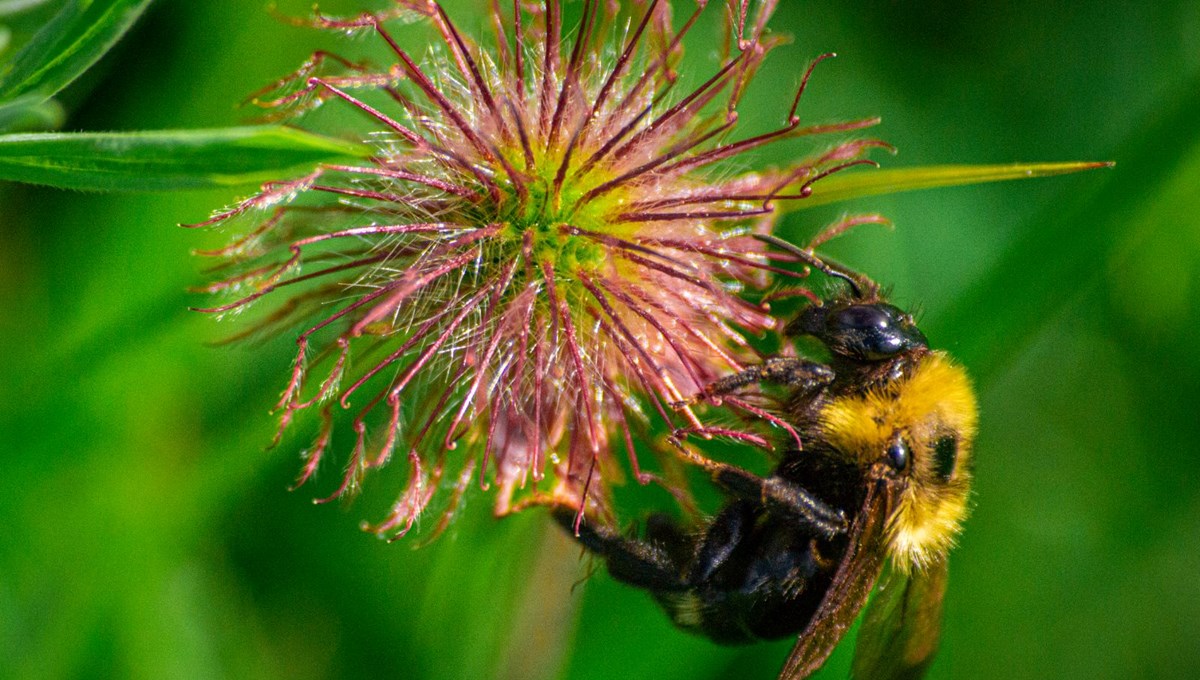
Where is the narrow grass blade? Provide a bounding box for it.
[0,126,373,191]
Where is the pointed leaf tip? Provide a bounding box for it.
[799,160,1115,209]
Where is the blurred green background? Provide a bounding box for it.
[2,1,1198,678]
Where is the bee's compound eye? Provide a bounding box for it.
[886,438,909,472]
[828,304,927,360]
[933,436,958,481]
[833,304,893,333]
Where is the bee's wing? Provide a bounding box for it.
[849,557,948,680]
[777,480,891,680]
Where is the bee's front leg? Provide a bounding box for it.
[683,357,834,404]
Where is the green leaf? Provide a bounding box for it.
[801,161,1114,209]
[0,0,154,103]
[0,92,64,131]
[0,0,59,17]
[0,126,374,190]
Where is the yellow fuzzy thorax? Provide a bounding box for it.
[817,352,978,572]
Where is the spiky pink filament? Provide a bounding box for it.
[343,272,499,406]
[588,275,706,390]
[619,277,746,371]
[292,406,334,490]
[443,282,538,452]
[349,231,495,336]
[595,2,701,144]
[607,246,772,331]
[198,0,892,537]
[369,450,433,539]
[545,0,598,153]
[540,261,600,456]
[673,424,771,450]
[578,274,689,409]
[574,0,662,150]
[581,303,678,433]
[574,50,745,181]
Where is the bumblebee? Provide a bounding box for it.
[554,235,978,679]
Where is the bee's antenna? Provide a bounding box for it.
[753,233,874,298]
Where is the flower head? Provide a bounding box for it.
[194,0,885,538]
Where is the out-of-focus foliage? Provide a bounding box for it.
[0,0,153,131]
[1,1,1196,679]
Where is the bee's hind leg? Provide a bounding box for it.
[552,507,689,591]
[711,465,848,539]
[556,501,766,593]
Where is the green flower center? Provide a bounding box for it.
[486,158,612,278]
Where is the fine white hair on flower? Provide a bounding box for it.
[191,0,889,539]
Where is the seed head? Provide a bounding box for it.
[193,0,885,538]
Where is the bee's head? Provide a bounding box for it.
[787,299,928,362]
[752,234,924,361]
